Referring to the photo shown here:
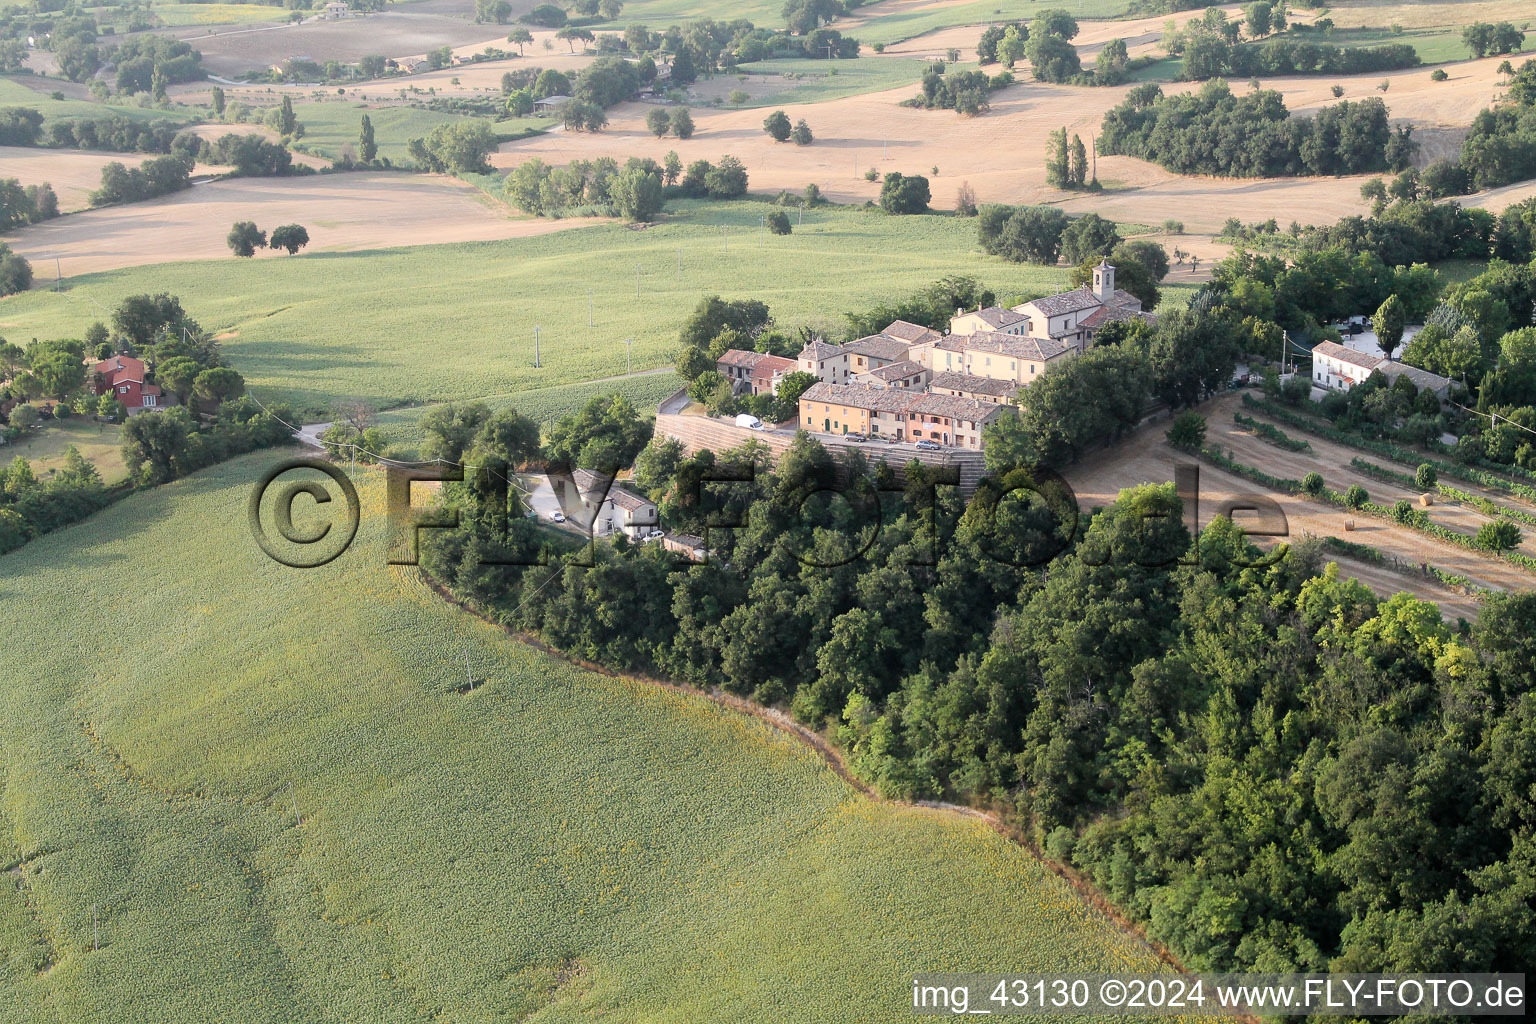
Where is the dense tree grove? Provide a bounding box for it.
[407,120,498,174]
[505,150,745,218]
[1100,81,1412,178]
[421,422,1536,977]
[90,155,192,207]
[0,178,57,230]
[1166,9,1418,81]
[108,36,205,93]
[903,62,1014,115]
[0,106,190,156]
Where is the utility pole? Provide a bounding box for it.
[287,782,301,827]
[625,337,632,374]
[54,256,61,292]
[464,649,473,692]
[534,326,541,368]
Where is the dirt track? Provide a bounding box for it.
[1061,392,1536,622]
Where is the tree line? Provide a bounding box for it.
[1099,80,1414,177]
[416,405,1536,980]
[504,153,747,220]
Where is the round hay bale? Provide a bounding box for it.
[1344,519,1356,532]
[1419,493,1433,507]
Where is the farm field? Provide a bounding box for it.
[0,147,161,213]
[372,371,685,458]
[491,50,1524,230]
[0,452,1174,1023]
[0,171,583,279]
[277,101,554,164]
[0,201,1163,414]
[163,0,524,77]
[1062,391,1536,621]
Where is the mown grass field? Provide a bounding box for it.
[0,201,1112,415]
[0,453,1172,1022]
[0,417,127,483]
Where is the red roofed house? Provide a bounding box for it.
[91,355,166,414]
[716,349,796,396]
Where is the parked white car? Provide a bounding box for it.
[643,529,665,541]
[549,510,566,523]
[734,413,764,430]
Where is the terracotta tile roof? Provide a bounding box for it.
[798,340,844,361]
[1079,304,1154,330]
[907,392,1009,423]
[716,348,766,369]
[964,306,1027,330]
[799,382,1007,424]
[573,469,655,512]
[1381,360,1453,393]
[931,371,1017,397]
[882,319,941,344]
[750,354,796,379]
[1313,341,1384,371]
[953,331,1070,361]
[859,360,925,382]
[842,334,912,361]
[1016,287,1102,317]
[800,381,917,414]
[92,355,147,384]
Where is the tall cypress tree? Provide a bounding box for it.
[1045,127,1069,188]
[359,114,377,163]
[1069,133,1088,188]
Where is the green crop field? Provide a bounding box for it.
[0,201,1113,416]
[0,453,1171,1022]
[596,0,1132,39]
[144,1,291,25]
[729,55,972,106]
[373,371,685,458]
[281,102,553,164]
[0,78,199,126]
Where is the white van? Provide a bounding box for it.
[734,413,764,430]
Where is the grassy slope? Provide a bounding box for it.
[0,78,198,126]
[0,454,1170,1023]
[373,372,685,458]
[0,201,1095,415]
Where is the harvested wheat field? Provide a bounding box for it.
[1062,391,1536,621]
[0,172,595,276]
[0,146,159,211]
[164,0,519,77]
[494,49,1524,230]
